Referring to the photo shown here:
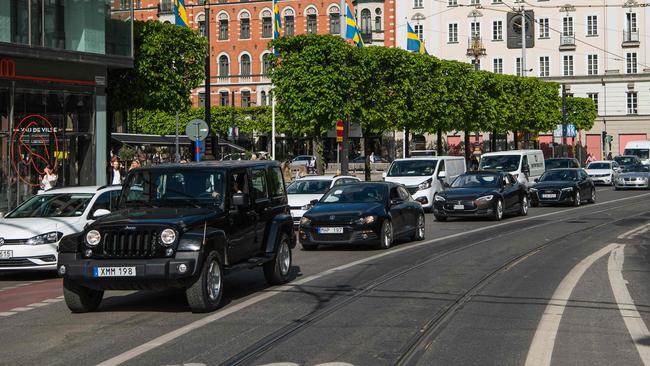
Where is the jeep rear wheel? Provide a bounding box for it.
[63,278,104,313]
[264,232,292,285]
[186,251,223,313]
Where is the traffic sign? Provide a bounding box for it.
[186,119,209,141]
[553,124,576,138]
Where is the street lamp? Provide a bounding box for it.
[203,0,213,158]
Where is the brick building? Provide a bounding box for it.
[132,0,379,109]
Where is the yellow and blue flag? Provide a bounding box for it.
[273,0,282,39]
[174,0,189,28]
[345,5,364,48]
[407,22,427,55]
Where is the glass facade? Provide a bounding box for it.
[0,0,132,58]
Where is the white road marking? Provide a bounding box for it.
[27,302,50,308]
[99,193,650,366]
[524,244,618,366]
[10,307,33,312]
[608,245,650,365]
[0,312,17,316]
[42,298,63,303]
[618,223,650,239]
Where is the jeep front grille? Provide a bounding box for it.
[98,229,161,258]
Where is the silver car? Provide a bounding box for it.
[614,165,650,190]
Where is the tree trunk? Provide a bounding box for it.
[491,130,497,152]
[513,131,518,150]
[464,129,470,167]
[363,128,371,181]
[437,129,443,156]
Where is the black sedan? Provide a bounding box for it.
[432,171,528,221]
[530,168,595,206]
[298,182,425,250]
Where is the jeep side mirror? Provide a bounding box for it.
[443,182,450,189]
[92,209,111,219]
[310,199,319,206]
[232,193,250,209]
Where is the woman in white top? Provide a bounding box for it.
[40,165,58,191]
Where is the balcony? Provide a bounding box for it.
[559,34,576,51]
[622,30,640,48]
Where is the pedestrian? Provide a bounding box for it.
[282,161,292,182]
[129,160,141,171]
[369,151,376,163]
[39,164,58,191]
[586,153,596,165]
[110,156,125,185]
[470,155,479,171]
[607,152,613,160]
[251,153,258,161]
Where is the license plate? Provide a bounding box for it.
[318,227,343,234]
[0,250,13,259]
[453,204,465,210]
[93,266,136,277]
[542,194,557,199]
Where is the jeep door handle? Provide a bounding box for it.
[263,207,272,213]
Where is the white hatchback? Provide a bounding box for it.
[0,185,122,271]
[287,175,360,227]
[586,160,621,185]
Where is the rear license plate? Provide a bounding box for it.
[318,227,343,234]
[0,250,13,259]
[93,266,136,277]
[453,204,465,210]
[542,194,557,199]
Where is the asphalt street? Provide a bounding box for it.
[1,187,650,366]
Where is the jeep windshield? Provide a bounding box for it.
[121,169,226,210]
[387,160,438,177]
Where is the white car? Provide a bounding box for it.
[586,160,621,185]
[287,175,360,226]
[290,155,316,168]
[0,185,122,271]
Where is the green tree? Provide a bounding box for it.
[566,96,597,131]
[270,34,359,173]
[108,20,208,113]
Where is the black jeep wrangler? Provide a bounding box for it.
[57,161,295,313]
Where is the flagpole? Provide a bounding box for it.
[271,0,277,161]
[340,0,346,38]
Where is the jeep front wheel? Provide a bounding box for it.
[264,232,292,285]
[186,251,223,313]
[63,278,104,313]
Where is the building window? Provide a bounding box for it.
[219,55,229,78]
[470,0,480,4]
[563,16,573,36]
[539,56,549,77]
[448,0,458,6]
[329,6,341,35]
[284,9,295,36]
[241,91,251,107]
[448,23,458,43]
[493,58,503,74]
[262,11,272,38]
[563,55,573,76]
[627,12,638,32]
[627,91,638,114]
[262,53,271,75]
[539,18,549,38]
[198,92,205,108]
[587,93,599,113]
[587,54,598,75]
[471,59,481,70]
[306,8,318,34]
[414,0,423,8]
[471,21,481,38]
[260,91,267,106]
[240,54,251,78]
[240,12,251,39]
[515,57,522,76]
[587,15,598,36]
[197,14,206,37]
[492,20,503,41]
[626,52,637,74]
[220,91,230,106]
[219,14,229,40]
[361,9,371,35]
[375,8,383,31]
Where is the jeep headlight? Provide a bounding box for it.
[418,178,432,191]
[85,230,101,247]
[300,216,311,226]
[476,195,494,202]
[160,229,177,246]
[27,231,62,245]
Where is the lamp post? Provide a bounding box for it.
[204,0,212,158]
[466,9,485,163]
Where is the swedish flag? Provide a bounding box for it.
[345,5,364,48]
[174,0,189,28]
[407,23,427,55]
[273,0,282,39]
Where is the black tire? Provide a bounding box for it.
[264,232,292,285]
[434,214,447,222]
[587,188,596,203]
[63,278,103,313]
[412,214,425,241]
[186,251,223,313]
[301,243,319,251]
[519,195,529,216]
[573,190,581,207]
[492,199,504,221]
[378,219,393,249]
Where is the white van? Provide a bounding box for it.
[383,156,466,211]
[479,150,545,186]
[623,140,650,165]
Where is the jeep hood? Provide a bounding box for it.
[93,208,222,230]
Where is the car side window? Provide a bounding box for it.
[522,156,529,172]
[438,160,446,174]
[507,174,517,185]
[89,191,112,218]
[398,187,412,201]
[251,168,269,201]
[230,171,250,197]
[267,167,285,197]
[390,187,400,200]
[581,171,589,180]
[333,178,346,186]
